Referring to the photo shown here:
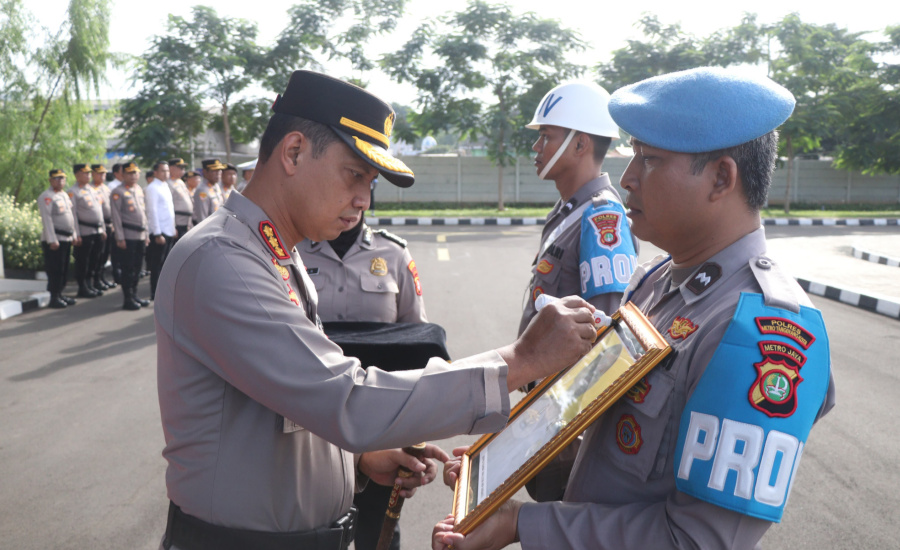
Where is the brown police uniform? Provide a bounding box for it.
[191,180,223,225]
[38,185,78,304]
[68,182,106,296]
[168,178,194,239]
[299,225,427,324]
[110,181,149,308]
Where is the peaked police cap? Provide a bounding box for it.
[272,70,414,188]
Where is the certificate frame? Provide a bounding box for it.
[451,302,671,534]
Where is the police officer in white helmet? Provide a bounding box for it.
[514,81,640,501]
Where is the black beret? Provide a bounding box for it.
[272,70,414,188]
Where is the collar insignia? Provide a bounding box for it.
[260,221,289,260]
[271,257,290,281]
[686,262,722,295]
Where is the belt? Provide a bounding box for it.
[54,228,73,237]
[175,210,193,216]
[122,222,147,232]
[78,220,103,229]
[162,502,357,550]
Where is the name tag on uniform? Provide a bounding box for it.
[283,416,305,433]
[306,267,319,275]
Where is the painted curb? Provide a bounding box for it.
[852,245,900,268]
[797,279,900,320]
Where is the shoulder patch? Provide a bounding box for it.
[578,199,638,300]
[374,228,407,248]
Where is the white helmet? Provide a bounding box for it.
[526,81,619,139]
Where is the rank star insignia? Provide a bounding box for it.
[668,317,699,340]
[370,257,388,276]
[536,259,554,274]
[590,212,621,249]
[616,414,643,454]
[749,340,806,418]
[260,221,289,259]
[271,258,290,281]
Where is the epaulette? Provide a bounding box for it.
[373,228,407,248]
[590,191,610,207]
[748,254,808,313]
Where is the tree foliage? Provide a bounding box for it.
[0,0,114,204]
[382,0,586,209]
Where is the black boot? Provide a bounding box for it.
[77,283,99,298]
[61,295,77,305]
[132,285,149,307]
[100,274,116,289]
[93,275,110,290]
[122,287,141,311]
[49,294,67,309]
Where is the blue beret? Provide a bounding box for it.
[608,67,795,153]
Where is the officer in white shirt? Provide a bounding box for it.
[146,160,177,300]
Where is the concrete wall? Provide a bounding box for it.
[374,156,900,206]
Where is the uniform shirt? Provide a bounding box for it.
[518,175,638,336]
[517,227,836,550]
[221,185,239,202]
[110,184,148,241]
[67,184,105,237]
[91,183,112,224]
[155,192,511,532]
[168,178,194,228]
[299,225,427,323]
[108,178,122,191]
[192,180,223,224]
[37,188,77,244]
[146,178,176,237]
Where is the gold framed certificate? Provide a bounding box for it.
[451,302,671,534]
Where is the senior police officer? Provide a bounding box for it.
[38,169,79,308]
[90,164,117,290]
[110,161,151,310]
[155,70,597,550]
[221,163,240,201]
[433,67,836,550]
[167,158,194,241]
[300,219,426,324]
[192,159,225,224]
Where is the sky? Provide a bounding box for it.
[32,0,900,106]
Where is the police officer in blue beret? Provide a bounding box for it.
[155,70,597,550]
[434,67,836,550]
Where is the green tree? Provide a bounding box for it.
[0,0,114,203]
[597,14,764,92]
[767,14,877,212]
[831,25,900,176]
[382,0,586,210]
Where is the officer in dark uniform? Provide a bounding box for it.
[38,169,79,308]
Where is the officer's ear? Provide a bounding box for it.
[279,131,308,176]
[708,155,739,203]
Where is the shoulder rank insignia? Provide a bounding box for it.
[271,257,290,281]
[589,211,621,249]
[686,262,722,295]
[749,341,806,418]
[260,221,289,260]
[536,259,554,274]
[375,228,407,248]
[370,257,388,276]
[668,317,699,340]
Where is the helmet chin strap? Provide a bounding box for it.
[538,129,577,180]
